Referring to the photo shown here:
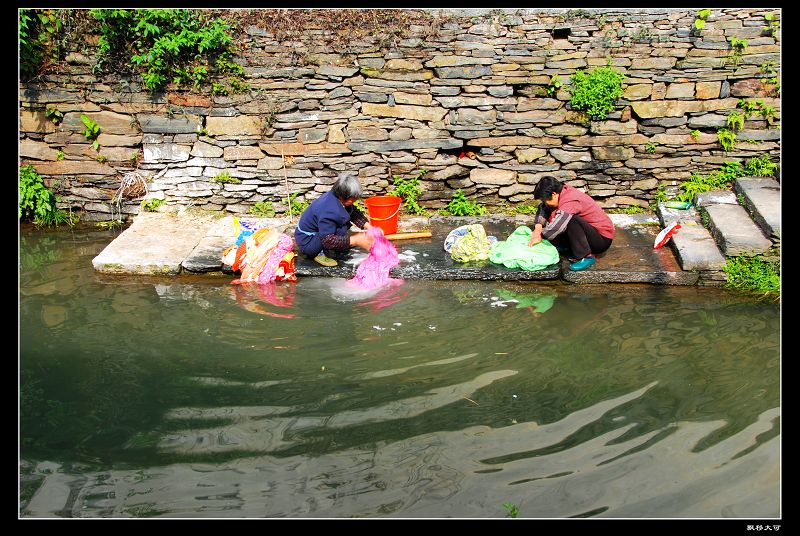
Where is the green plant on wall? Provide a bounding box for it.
[694,9,711,32]
[690,129,700,140]
[723,37,748,70]
[212,169,241,184]
[717,128,736,152]
[90,9,246,93]
[249,200,275,217]
[726,110,744,132]
[80,114,101,150]
[737,98,778,127]
[763,12,779,38]
[19,165,76,227]
[45,104,63,125]
[289,192,309,218]
[545,74,563,97]
[19,9,64,79]
[673,155,776,204]
[390,170,428,215]
[759,62,780,96]
[568,63,625,119]
[645,141,658,154]
[443,189,487,216]
[736,98,758,118]
[140,198,164,212]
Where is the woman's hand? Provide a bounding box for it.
[350,232,375,250]
[527,225,543,247]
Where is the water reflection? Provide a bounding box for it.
[228,282,297,319]
[19,226,780,518]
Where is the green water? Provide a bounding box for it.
[19,225,780,518]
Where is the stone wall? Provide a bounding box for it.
[19,8,781,221]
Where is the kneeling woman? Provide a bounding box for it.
[294,173,380,267]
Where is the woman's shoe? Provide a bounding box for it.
[569,255,596,271]
[313,254,338,267]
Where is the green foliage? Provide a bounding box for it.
[445,189,487,216]
[568,64,625,119]
[723,37,748,70]
[545,74,563,97]
[19,9,63,79]
[56,149,65,161]
[19,165,76,227]
[690,129,700,139]
[609,205,647,214]
[743,153,777,177]
[763,12,779,38]
[717,128,736,152]
[654,183,669,203]
[726,110,744,132]
[694,9,711,31]
[391,170,428,215]
[212,169,241,183]
[759,62,780,96]
[503,502,520,518]
[758,104,777,126]
[673,154,774,203]
[645,141,658,153]
[89,9,245,93]
[737,98,758,118]
[289,192,309,217]
[723,255,780,300]
[506,202,539,215]
[45,104,63,125]
[140,198,164,212]
[96,220,123,230]
[249,200,276,217]
[80,114,101,150]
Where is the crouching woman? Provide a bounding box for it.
[294,173,380,267]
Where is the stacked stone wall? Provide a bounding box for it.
[19,8,780,221]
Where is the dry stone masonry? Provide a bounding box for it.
[19,8,780,222]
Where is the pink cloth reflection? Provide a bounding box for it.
[231,282,296,319]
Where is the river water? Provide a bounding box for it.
[19,225,780,518]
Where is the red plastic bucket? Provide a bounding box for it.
[364,195,401,235]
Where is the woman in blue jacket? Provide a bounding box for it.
[294,174,379,267]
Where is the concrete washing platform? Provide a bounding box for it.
[91,211,707,286]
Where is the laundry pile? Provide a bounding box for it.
[444,224,559,271]
[221,219,297,284]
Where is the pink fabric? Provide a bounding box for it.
[349,227,401,289]
[257,234,294,285]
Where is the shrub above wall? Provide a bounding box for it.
[18,7,780,222]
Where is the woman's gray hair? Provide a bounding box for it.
[331,173,363,200]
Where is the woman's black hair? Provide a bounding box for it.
[533,175,564,201]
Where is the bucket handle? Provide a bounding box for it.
[368,205,400,221]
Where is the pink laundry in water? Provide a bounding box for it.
[349,227,402,289]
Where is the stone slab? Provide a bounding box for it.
[92,212,218,275]
[562,222,698,285]
[734,177,781,241]
[92,212,696,285]
[704,203,773,256]
[668,220,727,271]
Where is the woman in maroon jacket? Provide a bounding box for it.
[527,176,615,271]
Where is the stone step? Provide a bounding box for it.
[734,177,781,243]
[703,202,773,256]
[657,203,726,271]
